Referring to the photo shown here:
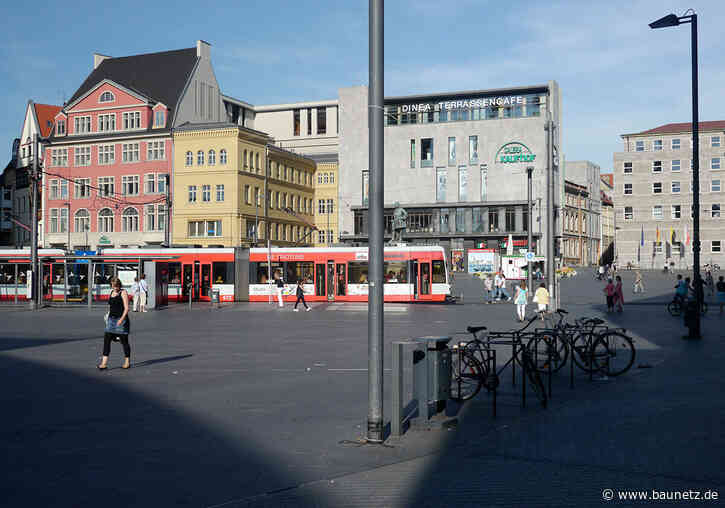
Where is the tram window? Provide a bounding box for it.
[52,263,65,284]
[94,264,114,285]
[249,262,281,284]
[168,263,182,284]
[18,264,30,284]
[283,261,313,284]
[348,262,368,284]
[432,260,446,283]
[0,264,14,284]
[212,262,235,284]
[384,262,407,283]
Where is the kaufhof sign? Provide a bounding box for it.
[495,142,536,163]
[398,95,524,113]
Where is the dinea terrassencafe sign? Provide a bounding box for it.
[495,142,536,163]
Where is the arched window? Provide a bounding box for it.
[74,209,90,233]
[324,173,329,184]
[99,91,115,103]
[243,150,248,168]
[219,149,227,165]
[250,152,255,170]
[122,207,139,232]
[329,173,334,184]
[98,208,114,233]
[255,153,260,172]
[208,149,216,165]
[318,173,323,184]
[185,151,193,166]
[197,150,204,165]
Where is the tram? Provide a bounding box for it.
[0,246,450,303]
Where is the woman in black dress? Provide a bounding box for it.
[98,277,131,370]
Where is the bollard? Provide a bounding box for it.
[391,340,416,438]
[411,336,456,430]
[188,283,193,310]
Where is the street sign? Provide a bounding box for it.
[525,251,535,262]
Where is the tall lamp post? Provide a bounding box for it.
[649,10,701,338]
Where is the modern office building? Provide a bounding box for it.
[337,82,562,267]
[563,160,601,265]
[614,121,725,268]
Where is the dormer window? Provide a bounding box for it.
[56,119,66,136]
[99,91,115,103]
[154,110,165,128]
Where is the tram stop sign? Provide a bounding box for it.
[524,251,535,262]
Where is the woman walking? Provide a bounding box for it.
[293,279,311,312]
[484,274,494,304]
[633,270,645,293]
[514,281,528,322]
[273,270,285,308]
[604,278,615,313]
[716,276,725,314]
[614,275,624,313]
[533,282,550,319]
[98,277,131,370]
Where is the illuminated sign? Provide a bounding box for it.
[495,142,536,163]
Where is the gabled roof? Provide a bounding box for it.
[67,48,198,114]
[33,103,62,138]
[622,121,725,137]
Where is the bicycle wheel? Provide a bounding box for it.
[591,331,635,377]
[450,350,484,401]
[526,333,569,373]
[571,331,599,373]
[521,350,547,408]
[667,300,681,316]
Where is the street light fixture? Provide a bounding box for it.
[649,9,701,338]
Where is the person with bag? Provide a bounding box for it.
[273,270,285,308]
[131,277,140,312]
[513,281,528,322]
[533,283,550,319]
[98,277,131,370]
[138,273,148,312]
[293,280,311,312]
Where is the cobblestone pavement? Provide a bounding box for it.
[1,269,723,507]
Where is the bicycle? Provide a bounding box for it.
[668,297,707,316]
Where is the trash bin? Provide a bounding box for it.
[211,288,220,305]
[415,336,452,413]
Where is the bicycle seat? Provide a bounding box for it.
[467,326,488,333]
[556,308,568,314]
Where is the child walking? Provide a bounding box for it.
[514,281,528,322]
[293,280,311,312]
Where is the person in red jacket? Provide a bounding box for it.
[614,275,624,313]
[604,278,615,313]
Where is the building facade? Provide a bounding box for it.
[600,174,614,264]
[312,156,339,246]
[614,121,725,268]
[564,160,601,265]
[562,180,596,266]
[337,83,562,268]
[44,40,226,250]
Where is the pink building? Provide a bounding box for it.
[44,41,227,249]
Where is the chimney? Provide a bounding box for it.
[196,40,211,60]
[93,53,111,69]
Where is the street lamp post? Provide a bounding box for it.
[650,10,701,338]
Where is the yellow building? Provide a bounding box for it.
[172,123,315,247]
[313,158,339,246]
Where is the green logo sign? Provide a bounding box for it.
[98,235,112,245]
[496,142,536,163]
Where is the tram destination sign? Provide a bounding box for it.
[397,95,524,114]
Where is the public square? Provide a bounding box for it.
[1,268,724,507]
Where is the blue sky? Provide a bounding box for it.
[1,0,724,172]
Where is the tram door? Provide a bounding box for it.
[315,263,325,297]
[411,261,419,300]
[336,264,346,297]
[326,261,335,301]
[191,261,211,300]
[420,262,431,297]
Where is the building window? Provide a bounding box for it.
[154,110,165,127]
[49,179,59,199]
[653,140,663,151]
[51,148,68,167]
[144,174,156,194]
[207,149,215,166]
[98,176,115,197]
[188,185,197,203]
[671,205,681,219]
[147,141,165,161]
[307,109,312,136]
[98,114,116,132]
[49,209,58,233]
[58,180,67,199]
[74,146,91,166]
[121,208,139,232]
[200,184,210,202]
[243,150,248,168]
[122,111,141,130]
[99,91,115,103]
[327,230,334,244]
[652,182,662,194]
[421,138,433,167]
[454,208,465,233]
[323,173,329,184]
[293,109,300,136]
[652,205,663,220]
[488,208,499,231]
[318,199,325,214]
[436,167,447,202]
[468,136,479,164]
[98,208,114,232]
[712,158,722,170]
[220,149,227,165]
[121,175,139,196]
[97,145,114,165]
[712,136,721,148]
[448,137,456,166]
[652,160,662,173]
[439,209,449,233]
[145,204,157,231]
[713,241,722,253]
[672,159,681,172]
[712,204,721,218]
[410,139,415,168]
[317,173,323,184]
[185,151,193,166]
[505,207,516,231]
[122,143,139,163]
[326,199,334,214]
[362,170,369,206]
[623,161,632,174]
[329,173,334,184]
[255,153,260,172]
[318,230,325,244]
[624,206,633,220]
[197,150,204,165]
[216,184,224,201]
[74,209,90,233]
[317,107,326,135]
[480,164,488,201]
[74,178,91,199]
[56,119,66,136]
[671,181,680,193]
[672,138,681,150]
[635,140,645,152]
[74,116,91,134]
[712,179,721,192]
[458,166,467,201]
[624,183,632,195]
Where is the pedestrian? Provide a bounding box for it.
[131,277,140,312]
[273,270,284,308]
[604,278,615,313]
[293,279,311,312]
[633,270,645,293]
[98,277,131,370]
[614,275,624,312]
[597,265,605,281]
[705,270,714,297]
[533,282,550,319]
[674,274,687,304]
[497,272,511,301]
[716,276,725,314]
[139,273,148,312]
[483,274,494,304]
[514,281,528,322]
